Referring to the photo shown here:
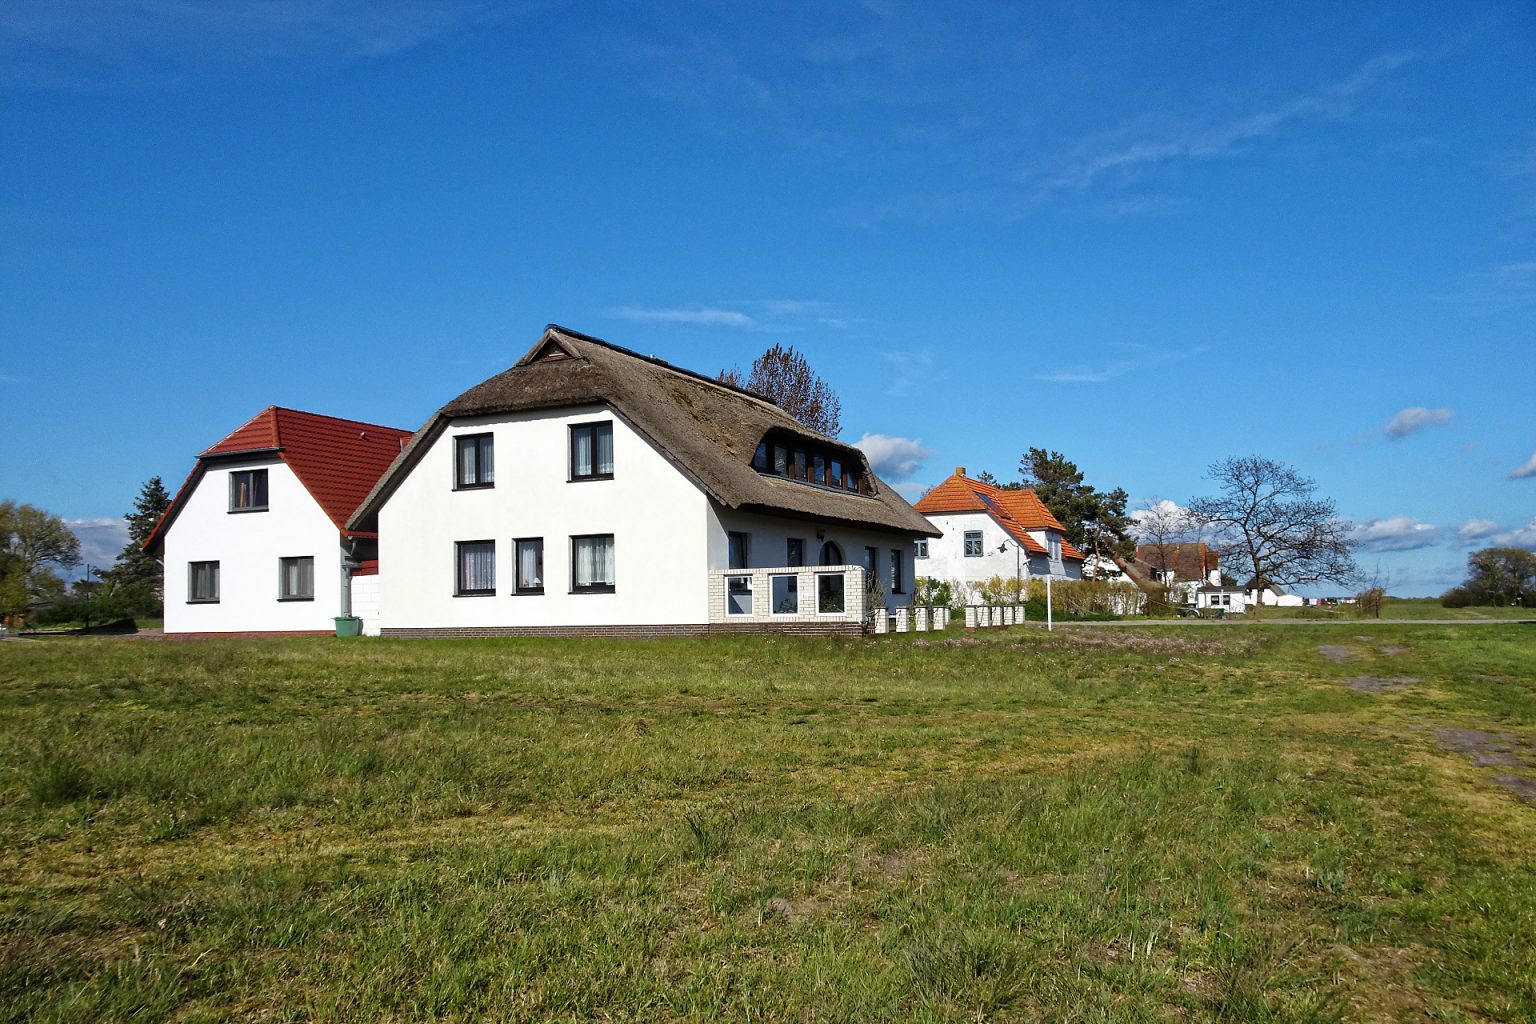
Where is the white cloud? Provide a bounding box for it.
[1509,452,1536,480]
[1129,499,1193,537]
[610,306,759,328]
[66,517,128,572]
[1457,518,1501,543]
[854,433,932,480]
[1492,518,1536,549]
[1350,516,1441,552]
[1385,406,1453,439]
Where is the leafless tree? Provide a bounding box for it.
[719,344,842,437]
[1187,457,1359,610]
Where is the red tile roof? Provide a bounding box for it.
[146,407,413,553]
[915,467,1082,559]
[1135,542,1218,582]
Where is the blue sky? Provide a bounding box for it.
[2,1,1533,595]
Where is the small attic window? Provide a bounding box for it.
[753,442,769,472]
[751,433,872,496]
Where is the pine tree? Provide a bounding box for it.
[100,476,171,616]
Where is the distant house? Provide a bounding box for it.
[1245,580,1306,607]
[347,326,938,637]
[1196,584,1247,614]
[146,407,413,635]
[1134,542,1222,605]
[912,468,1084,593]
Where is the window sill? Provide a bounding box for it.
[187,599,220,604]
[228,507,268,514]
[568,474,615,483]
[453,483,495,491]
[571,585,616,594]
[277,597,314,602]
[454,591,495,598]
[513,588,545,596]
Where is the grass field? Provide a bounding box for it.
[1254,599,1533,622]
[2,625,1534,1022]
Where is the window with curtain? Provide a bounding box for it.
[570,422,614,480]
[572,534,615,592]
[188,561,220,602]
[229,469,268,511]
[786,538,804,567]
[455,540,495,595]
[278,556,314,600]
[890,549,905,594]
[728,532,750,570]
[454,434,494,488]
[515,538,544,594]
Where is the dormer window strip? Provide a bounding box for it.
[751,437,872,495]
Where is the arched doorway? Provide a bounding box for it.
[819,541,843,565]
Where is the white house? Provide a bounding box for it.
[1134,542,1223,605]
[1246,580,1306,607]
[347,326,939,637]
[147,407,413,635]
[911,468,1084,596]
[1196,584,1247,614]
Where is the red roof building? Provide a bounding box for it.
[913,467,1085,585]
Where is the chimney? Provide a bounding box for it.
[956,466,966,476]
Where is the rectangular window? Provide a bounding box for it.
[278,556,314,601]
[791,450,807,481]
[229,469,268,511]
[455,540,495,596]
[728,531,750,570]
[812,455,825,486]
[454,434,494,489]
[727,575,753,615]
[752,442,769,472]
[570,422,615,480]
[771,574,798,614]
[817,573,845,614]
[964,531,983,557]
[515,538,544,594]
[915,539,929,559]
[865,546,879,575]
[846,468,862,492]
[188,561,219,603]
[890,549,905,594]
[829,459,842,487]
[572,534,615,592]
[773,445,787,475]
[787,538,804,567]
[1049,538,1061,561]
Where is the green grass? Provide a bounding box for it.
[1256,598,1534,621]
[2,625,1534,1022]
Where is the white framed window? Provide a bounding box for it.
[229,469,268,512]
[454,434,494,489]
[570,422,614,481]
[572,534,615,592]
[278,556,313,601]
[1049,537,1062,561]
[188,561,219,603]
[455,540,495,596]
[963,531,983,557]
[915,539,928,559]
[515,538,543,594]
[771,574,798,614]
[816,573,846,614]
[726,575,753,615]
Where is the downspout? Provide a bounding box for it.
[341,536,362,618]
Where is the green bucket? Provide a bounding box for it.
[334,616,363,638]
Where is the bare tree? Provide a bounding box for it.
[1187,456,1358,611]
[1134,500,1193,581]
[718,344,842,437]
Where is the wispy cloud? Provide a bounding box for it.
[1,0,501,87]
[609,299,854,332]
[66,517,128,570]
[1437,259,1536,316]
[1510,452,1536,480]
[1385,406,1453,439]
[1350,515,1441,552]
[855,433,933,480]
[1024,50,1421,207]
[1491,518,1536,549]
[1034,343,1206,384]
[1457,518,1501,543]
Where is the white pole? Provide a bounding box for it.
[1046,574,1053,631]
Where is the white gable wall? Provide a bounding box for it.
[918,511,1081,591]
[162,456,344,633]
[376,405,714,628]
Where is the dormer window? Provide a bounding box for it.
[230,469,268,512]
[751,433,871,494]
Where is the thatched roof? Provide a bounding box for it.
[349,326,938,537]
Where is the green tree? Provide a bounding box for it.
[1017,448,1136,567]
[0,500,81,622]
[99,476,171,616]
[719,344,842,437]
[1453,547,1536,607]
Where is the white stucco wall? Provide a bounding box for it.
[708,506,918,613]
[162,456,345,633]
[376,405,715,629]
[917,511,1080,594]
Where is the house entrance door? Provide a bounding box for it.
[819,541,843,565]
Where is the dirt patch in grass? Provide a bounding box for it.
[1030,632,1252,656]
[1436,727,1536,803]
[1317,644,1355,664]
[1378,645,1411,656]
[1345,676,1421,693]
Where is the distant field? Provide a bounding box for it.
[2,625,1534,1022]
[1251,598,1533,621]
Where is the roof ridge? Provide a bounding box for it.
[546,324,789,416]
[269,405,414,435]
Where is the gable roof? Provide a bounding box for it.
[145,407,413,553]
[914,468,1083,559]
[1135,542,1219,582]
[349,326,938,537]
